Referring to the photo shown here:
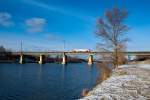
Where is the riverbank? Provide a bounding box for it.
[80,62,150,100]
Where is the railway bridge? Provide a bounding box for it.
[11,51,150,65]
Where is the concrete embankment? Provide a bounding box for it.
[79,63,150,100]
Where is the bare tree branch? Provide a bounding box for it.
[96,7,129,68]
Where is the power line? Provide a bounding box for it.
[20,41,23,54]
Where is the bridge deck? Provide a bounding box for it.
[6,51,150,56]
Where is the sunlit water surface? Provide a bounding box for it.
[0,63,100,100]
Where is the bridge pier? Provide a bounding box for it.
[62,53,67,65]
[127,55,131,61]
[19,54,24,64]
[88,54,93,65]
[38,54,44,64]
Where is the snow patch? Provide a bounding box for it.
[119,64,150,70]
[79,64,150,100]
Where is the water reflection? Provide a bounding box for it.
[18,65,23,79]
[0,63,99,100]
[37,64,42,81]
[87,65,95,88]
[60,64,67,87]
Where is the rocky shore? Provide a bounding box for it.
[79,63,150,100]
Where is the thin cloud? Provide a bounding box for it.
[21,0,95,21]
[0,12,14,27]
[25,17,46,33]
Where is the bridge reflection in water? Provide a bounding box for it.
[0,63,99,100]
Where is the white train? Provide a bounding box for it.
[72,49,90,52]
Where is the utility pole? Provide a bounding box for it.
[20,41,23,54]
[62,40,66,51]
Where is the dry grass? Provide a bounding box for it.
[115,70,127,76]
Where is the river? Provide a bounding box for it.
[0,63,100,100]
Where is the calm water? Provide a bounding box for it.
[0,63,100,100]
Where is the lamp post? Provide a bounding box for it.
[20,41,23,54]
[62,40,66,51]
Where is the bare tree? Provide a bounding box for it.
[96,7,129,68]
[0,46,12,60]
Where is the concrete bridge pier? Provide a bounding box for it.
[19,54,24,64]
[39,54,44,64]
[127,55,131,61]
[62,53,67,65]
[88,54,93,65]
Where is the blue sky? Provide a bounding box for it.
[0,0,150,51]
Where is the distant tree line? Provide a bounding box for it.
[0,46,12,60]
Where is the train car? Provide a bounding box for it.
[72,49,90,53]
